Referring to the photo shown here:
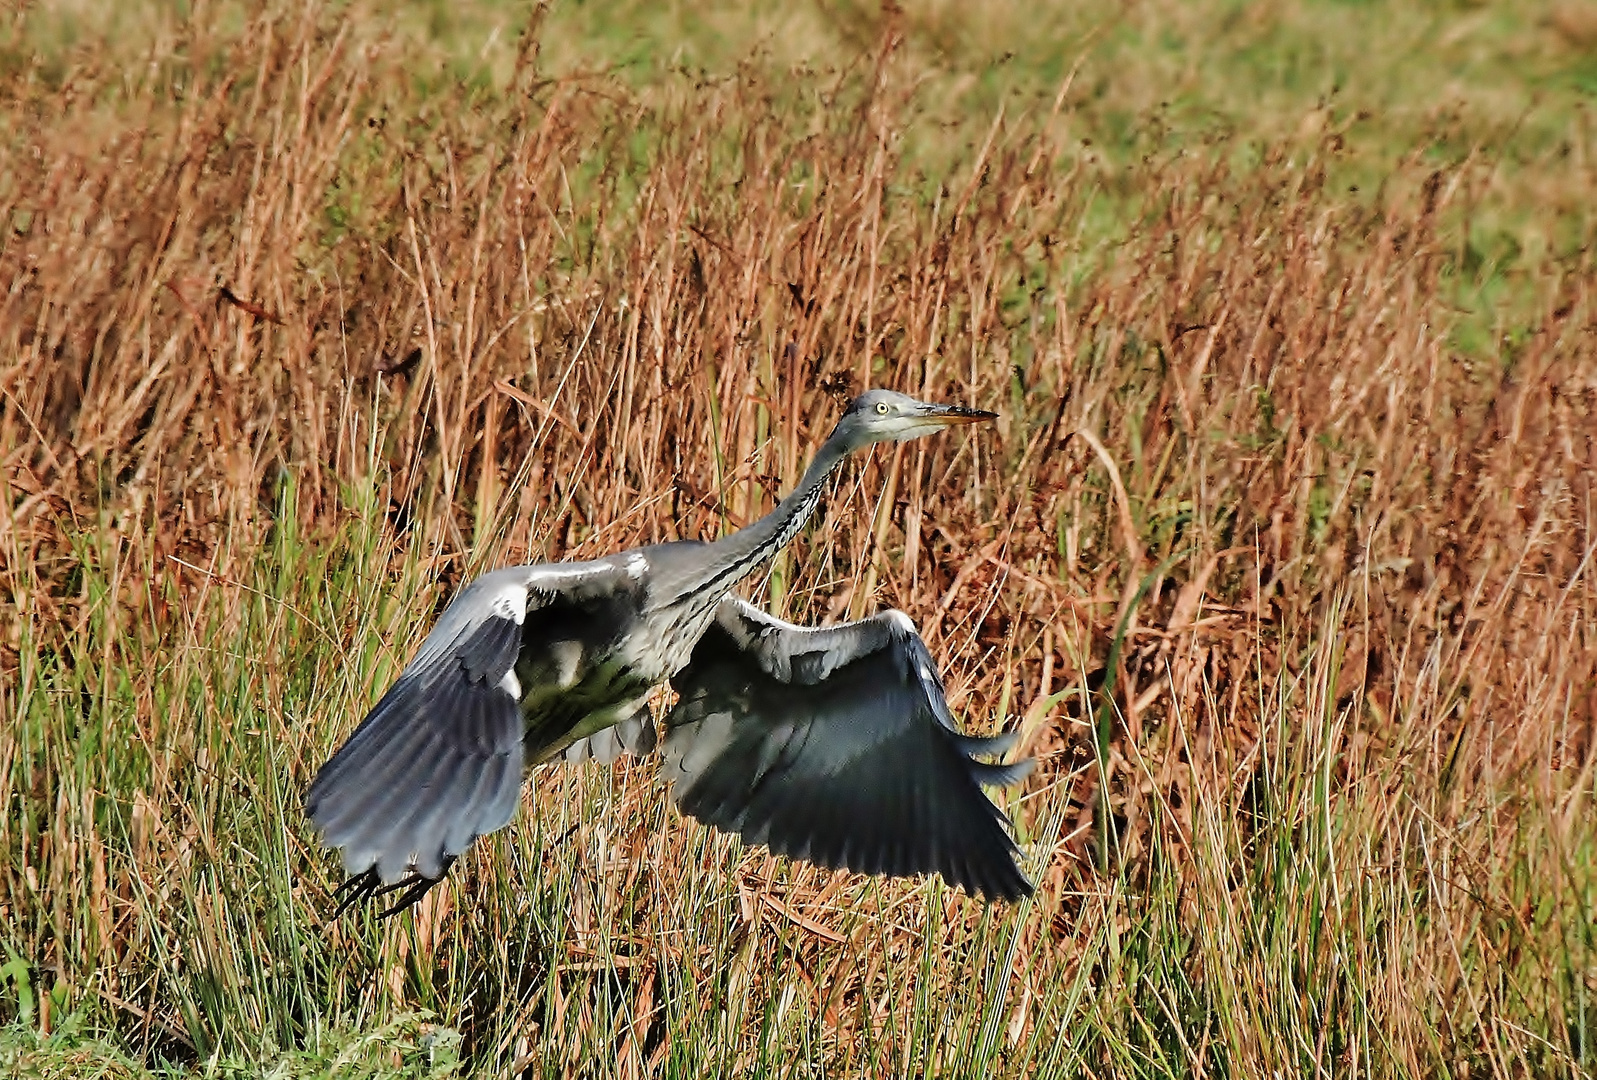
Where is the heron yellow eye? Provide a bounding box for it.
[875,402,889,415]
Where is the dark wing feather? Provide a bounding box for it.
[305,560,640,884]
[663,600,1033,902]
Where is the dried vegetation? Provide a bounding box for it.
[1,2,1594,1076]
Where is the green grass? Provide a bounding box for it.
[3,0,1595,1076]
[12,491,1588,1075]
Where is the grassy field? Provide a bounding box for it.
[3,1,1595,1076]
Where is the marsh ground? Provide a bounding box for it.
[2,1,1595,1076]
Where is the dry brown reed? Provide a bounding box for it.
[2,2,1593,1074]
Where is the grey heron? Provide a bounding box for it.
[306,389,1034,916]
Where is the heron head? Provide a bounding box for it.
[832,389,996,450]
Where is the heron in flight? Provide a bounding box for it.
[306,389,1034,915]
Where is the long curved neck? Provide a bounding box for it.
[672,435,852,604]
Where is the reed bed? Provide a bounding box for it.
[1,3,1593,1076]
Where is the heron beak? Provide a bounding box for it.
[917,402,998,427]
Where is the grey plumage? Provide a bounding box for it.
[305,390,1034,915]
[664,600,1034,902]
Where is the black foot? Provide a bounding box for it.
[331,856,457,920]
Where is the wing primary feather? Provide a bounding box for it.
[973,816,1014,901]
[896,745,928,879]
[329,684,460,822]
[879,750,907,878]
[873,723,921,878]
[395,686,506,844]
[450,746,511,855]
[481,745,523,835]
[463,749,518,845]
[307,677,432,808]
[310,684,444,838]
[967,759,1036,789]
[952,731,1021,759]
[926,775,960,893]
[944,822,984,900]
[675,720,753,831]
[354,731,456,880]
[437,757,493,858]
[404,749,471,879]
[831,782,863,874]
[862,757,893,879]
[341,687,486,881]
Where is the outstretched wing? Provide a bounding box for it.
[305,559,643,885]
[663,598,1034,902]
